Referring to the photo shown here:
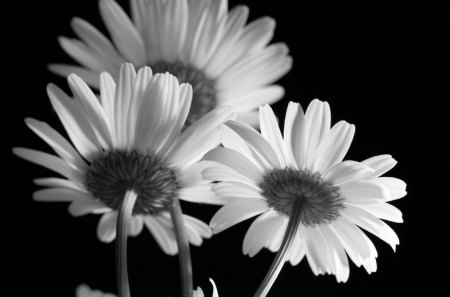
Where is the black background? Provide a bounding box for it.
[3,0,449,296]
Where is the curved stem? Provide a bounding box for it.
[253,198,304,297]
[170,198,193,297]
[116,191,137,297]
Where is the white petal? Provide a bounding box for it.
[303,225,329,275]
[34,177,86,193]
[287,230,306,266]
[259,105,288,167]
[33,188,91,202]
[202,147,264,184]
[243,210,282,257]
[58,37,109,73]
[71,17,124,71]
[378,177,407,200]
[48,64,100,87]
[361,155,397,178]
[212,182,263,199]
[113,63,136,149]
[167,106,235,168]
[178,185,227,205]
[183,215,212,246]
[323,160,374,185]
[221,85,284,115]
[201,163,257,186]
[128,216,144,236]
[144,215,177,255]
[210,199,269,234]
[339,180,391,202]
[99,0,146,66]
[346,202,403,223]
[97,212,118,243]
[218,124,263,171]
[68,200,109,217]
[341,205,400,250]
[13,148,84,182]
[25,118,88,172]
[225,120,281,169]
[68,74,113,148]
[47,84,101,161]
[304,99,331,167]
[283,102,306,169]
[317,224,350,282]
[177,161,213,187]
[312,121,355,173]
[328,218,373,267]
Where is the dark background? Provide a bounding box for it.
[3,0,448,296]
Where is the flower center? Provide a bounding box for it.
[260,168,344,226]
[150,61,217,126]
[85,151,179,215]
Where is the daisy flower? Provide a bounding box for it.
[202,99,406,285]
[13,63,235,254]
[50,0,292,127]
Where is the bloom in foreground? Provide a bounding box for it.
[203,100,406,282]
[50,0,292,127]
[14,63,235,254]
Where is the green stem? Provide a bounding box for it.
[170,198,193,297]
[253,198,304,297]
[116,191,137,297]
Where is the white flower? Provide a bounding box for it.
[50,0,292,127]
[76,284,116,297]
[193,279,219,297]
[202,99,406,282]
[14,63,235,254]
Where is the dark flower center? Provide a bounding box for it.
[150,61,217,127]
[85,151,179,215]
[260,168,344,226]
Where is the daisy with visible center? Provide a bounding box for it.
[202,99,406,297]
[14,63,235,297]
[50,0,292,127]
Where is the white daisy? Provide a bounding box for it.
[14,63,235,254]
[50,0,292,127]
[203,99,406,283]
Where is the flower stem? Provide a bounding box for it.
[253,198,304,297]
[116,191,137,297]
[170,198,193,297]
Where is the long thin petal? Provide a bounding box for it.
[210,199,269,234]
[323,160,374,185]
[33,188,91,202]
[25,118,88,172]
[341,205,400,250]
[99,0,146,66]
[312,121,355,173]
[13,148,84,182]
[259,105,288,167]
[97,212,118,242]
[283,102,306,169]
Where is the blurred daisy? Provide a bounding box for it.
[203,99,406,282]
[14,63,235,254]
[194,279,219,297]
[50,0,292,127]
[76,284,116,297]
